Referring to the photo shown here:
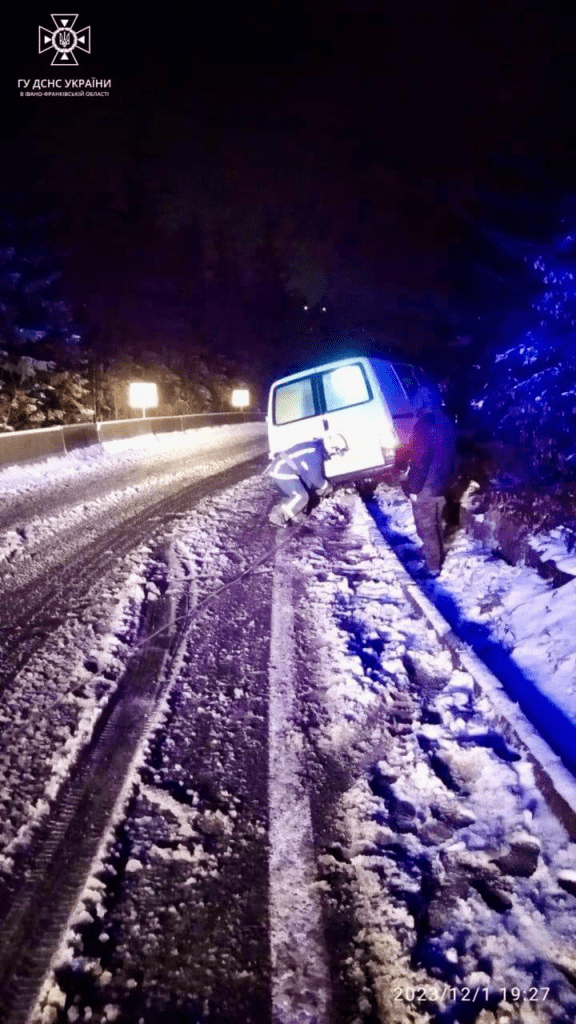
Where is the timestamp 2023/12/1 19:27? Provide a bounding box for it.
[392,985,551,1005]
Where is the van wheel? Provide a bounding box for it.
[356,481,376,500]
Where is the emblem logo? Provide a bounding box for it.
[38,14,91,66]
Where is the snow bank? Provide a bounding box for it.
[375,485,576,745]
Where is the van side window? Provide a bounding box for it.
[274,377,316,424]
[392,363,420,400]
[322,364,370,412]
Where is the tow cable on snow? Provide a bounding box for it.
[39,513,311,719]
[138,514,311,652]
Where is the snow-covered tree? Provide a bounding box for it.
[471,199,576,481]
[0,209,90,430]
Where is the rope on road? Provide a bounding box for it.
[139,517,310,652]
[38,516,311,720]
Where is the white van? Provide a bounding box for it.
[267,356,432,485]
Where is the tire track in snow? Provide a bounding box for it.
[27,476,277,1024]
[0,546,181,1024]
[0,461,268,1023]
[0,453,265,692]
[269,544,332,1024]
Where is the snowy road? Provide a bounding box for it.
[1,428,576,1023]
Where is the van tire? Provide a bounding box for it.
[356,480,377,500]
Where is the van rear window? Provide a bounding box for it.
[321,364,370,412]
[274,377,316,424]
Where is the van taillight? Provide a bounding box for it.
[378,429,399,463]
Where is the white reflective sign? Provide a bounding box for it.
[231,388,250,409]
[128,382,159,410]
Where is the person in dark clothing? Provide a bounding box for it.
[266,438,333,526]
[401,387,457,575]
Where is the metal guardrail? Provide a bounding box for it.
[0,412,265,470]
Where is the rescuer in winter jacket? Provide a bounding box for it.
[266,438,334,526]
[401,387,457,575]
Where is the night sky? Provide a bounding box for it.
[3,3,576,307]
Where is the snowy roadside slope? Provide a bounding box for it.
[291,493,576,1024]
[374,485,576,747]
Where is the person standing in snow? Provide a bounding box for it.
[401,386,458,576]
[266,438,334,527]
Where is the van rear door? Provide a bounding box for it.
[317,361,387,478]
[269,372,323,453]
